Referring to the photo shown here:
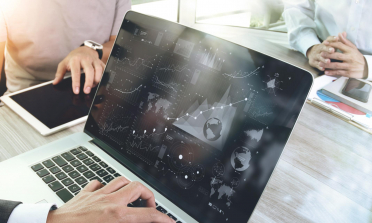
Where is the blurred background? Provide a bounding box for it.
[132,0,288,46]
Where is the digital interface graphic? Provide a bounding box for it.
[86,12,312,223]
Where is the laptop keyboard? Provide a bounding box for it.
[30,146,183,223]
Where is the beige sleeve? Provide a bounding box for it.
[111,0,132,36]
[0,8,7,42]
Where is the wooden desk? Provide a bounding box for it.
[0,40,371,222]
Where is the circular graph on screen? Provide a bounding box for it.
[168,142,194,171]
[230,147,251,171]
[177,167,195,189]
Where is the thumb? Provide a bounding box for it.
[338,32,356,49]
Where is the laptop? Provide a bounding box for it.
[0,11,313,223]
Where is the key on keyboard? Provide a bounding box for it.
[99,161,108,168]
[83,159,94,166]
[92,156,101,162]
[75,176,88,185]
[70,149,81,155]
[70,160,82,167]
[167,213,177,221]
[114,173,121,177]
[103,175,114,183]
[76,165,89,173]
[62,178,74,186]
[76,153,88,160]
[49,181,63,192]
[50,166,61,174]
[42,160,55,168]
[68,171,80,179]
[79,146,87,152]
[96,169,108,177]
[37,169,50,177]
[62,165,74,173]
[90,164,101,171]
[55,172,67,180]
[56,189,74,203]
[61,152,75,161]
[68,184,80,193]
[107,167,116,174]
[52,156,67,167]
[156,206,167,214]
[42,175,56,184]
[86,151,94,157]
[31,164,44,171]
[83,170,95,179]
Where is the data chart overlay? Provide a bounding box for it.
[86,12,313,223]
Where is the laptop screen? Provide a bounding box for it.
[85,11,313,223]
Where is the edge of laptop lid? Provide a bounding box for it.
[83,10,313,223]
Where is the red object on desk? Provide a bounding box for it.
[325,101,366,115]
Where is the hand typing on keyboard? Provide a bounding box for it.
[46,177,176,223]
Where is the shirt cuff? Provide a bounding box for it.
[364,55,372,81]
[7,203,57,223]
[295,30,321,57]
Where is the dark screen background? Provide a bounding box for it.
[85,11,313,223]
[11,76,96,129]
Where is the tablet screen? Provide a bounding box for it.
[10,77,96,129]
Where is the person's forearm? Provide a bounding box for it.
[0,41,6,83]
[102,36,116,63]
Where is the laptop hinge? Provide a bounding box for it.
[89,140,103,149]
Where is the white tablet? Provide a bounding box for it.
[1,77,96,136]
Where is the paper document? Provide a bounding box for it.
[308,75,372,129]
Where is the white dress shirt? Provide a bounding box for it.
[7,203,56,223]
[283,0,372,80]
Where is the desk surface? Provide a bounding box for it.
[1,40,372,222]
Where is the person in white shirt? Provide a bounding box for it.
[283,0,372,80]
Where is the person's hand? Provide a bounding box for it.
[306,36,339,71]
[46,177,176,223]
[320,32,368,79]
[53,46,105,94]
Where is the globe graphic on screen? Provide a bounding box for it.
[203,118,222,141]
[230,147,251,171]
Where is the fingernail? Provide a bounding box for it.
[324,41,329,45]
[85,87,91,94]
[320,67,324,71]
[325,71,329,74]
[326,59,330,63]
[329,48,333,52]
[75,87,80,94]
